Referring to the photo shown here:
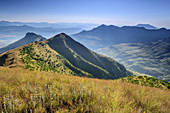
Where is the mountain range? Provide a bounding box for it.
[0,20,98,30]
[72,24,170,50]
[0,22,165,48]
[0,33,131,79]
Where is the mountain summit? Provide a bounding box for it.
[136,24,158,29]
[0,32,46,54]
[0,33,131,79]
[24,32,46,41]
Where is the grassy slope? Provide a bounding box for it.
[0,67,170,113]
[0,41,93,77]
[19,41,92,77]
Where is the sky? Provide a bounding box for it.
[0,0,170,28]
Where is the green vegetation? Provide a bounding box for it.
[19,43,64,72]
[18,42,92,77]
[0,67,170,112]
[122,75,170,89]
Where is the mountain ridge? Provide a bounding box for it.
[0,20,98,29]
[0,33,131,79]
[72,24,170,50]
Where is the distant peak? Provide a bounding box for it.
[51,33,72,40]
[97,24,119,29]
[137,24,151,26]
[25,32,37,36]
[60,33,68,36]
[99,24,107,27]
[136,24,157,29]
[24,32,46,41]
[21,25,32,27]
[54,33,67,37]
[108,25,119,28]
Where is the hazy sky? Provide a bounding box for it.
[0,0,170,28]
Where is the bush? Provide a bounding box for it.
[144,76,147,78]
[138,76,143,79]
[148,82,154,87]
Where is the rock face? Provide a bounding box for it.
[0,33,132,79]
[0,32,46,54]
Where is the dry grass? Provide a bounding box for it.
[0,67,170,113]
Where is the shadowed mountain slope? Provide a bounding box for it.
[47,33,131,78]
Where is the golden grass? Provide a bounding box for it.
[0,67,170,113]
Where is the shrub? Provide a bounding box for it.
[138,76,143,79]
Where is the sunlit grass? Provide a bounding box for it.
[0,67,170,112]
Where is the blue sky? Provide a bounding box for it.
[0,0,170,28]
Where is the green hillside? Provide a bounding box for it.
[121,75,170,89]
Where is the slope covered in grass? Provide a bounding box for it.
[0,67,170,113]
[122,75,170,89]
